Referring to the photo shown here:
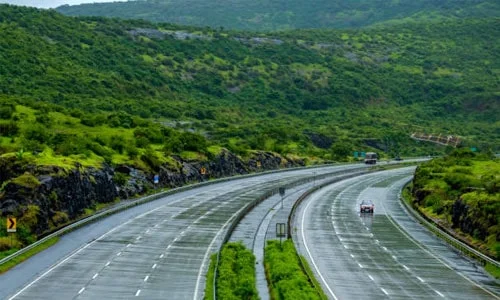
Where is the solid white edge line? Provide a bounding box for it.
[301,191,339,300]
[383,187,500,299]
[403,265,410,271]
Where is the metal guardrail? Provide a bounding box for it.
[0,163,338,267]
[399,179,500,268]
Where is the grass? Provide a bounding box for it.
[204,253,217,300]
[484,263,500,279]
[0,236,60,274]
[265,239,326,300]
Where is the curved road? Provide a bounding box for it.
[293,167,500,300]
[1,163,370,300]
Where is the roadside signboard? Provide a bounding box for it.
[7,217,16,233]
[276,223,286,238]
[154,174,159,184]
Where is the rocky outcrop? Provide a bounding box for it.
[0,149,305,238]
[0,164,117,236]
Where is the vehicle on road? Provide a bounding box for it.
[360,200,374,213]
[364,152,378,164]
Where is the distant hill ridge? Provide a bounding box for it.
[56,0,500,30]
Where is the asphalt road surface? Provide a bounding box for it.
[1,163,371,300]
[293,167,500,300]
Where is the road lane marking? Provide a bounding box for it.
[8,203,168,300]
[126,244,131,248]
[301,192,339,300]
[368,275,374,281]
[166,245,171,250]
[78,287,85,294]
[392,255,397,260]
[117,252,121,256]
[135,290,141,297]
[383,203,499,298]
[152,264,157,269]
[92,273,98,280]
[370,233,374,237]
[381,288,388,295]
[343,245,348,249]
[350,254,355,258]
[144,275,149,282]
[417,277,425,283]
[160,254,164,259]
[358,263,363,268]
[136,236,141,240]
[403,265,410,271]
[146,229,150,234]
[105,261,111,267]
[435,290,445,297]
[382,246,388,251]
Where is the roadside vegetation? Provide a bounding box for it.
[265,239,326,300]
[0,236,59,273]
[410,149,500,259]
[205,242,259,300]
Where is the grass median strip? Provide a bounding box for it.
[205,242,259,300]
[0,236,60,274]
[265,239,326,300]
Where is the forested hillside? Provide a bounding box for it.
[0,5,498,162]
[56,0,500,31]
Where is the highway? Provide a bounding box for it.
[0,163,369,300]
[293,167,500,299]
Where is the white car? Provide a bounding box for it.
[360,200,374,213]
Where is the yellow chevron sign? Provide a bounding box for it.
[7,217,16,233]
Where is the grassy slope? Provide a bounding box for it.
[411,150,500,258]
[1,6,498,160]
[56,0,500,31]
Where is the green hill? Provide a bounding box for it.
[56,0,500,31]
[0,4,499,164]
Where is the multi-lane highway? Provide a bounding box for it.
[0,163,369,300]
[293,167,500,299]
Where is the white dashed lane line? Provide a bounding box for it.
[105,261,110,267]
[368,275,374,281]
[92,273,98,280]
[417,277,425,283]
[152,264,157,269]
[78,287,85,295]
[381,288,389,295]
[135,289,141,297]
[144,275,149,282]
[435,290,445,297]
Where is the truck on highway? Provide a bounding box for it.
[364,152,377,164]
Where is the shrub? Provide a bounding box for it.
[216,242,258,300]
[265,239,323,300]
